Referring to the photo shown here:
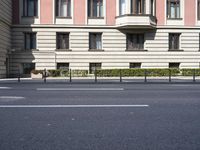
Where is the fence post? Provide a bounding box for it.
[144,70,147,83]
[69,69,72,82]
[95,68,97,83]
[193,69,196,82]
[120,69,122,83]
[18,69,20,83]
[169,69,171,82]
[44,68,46,83]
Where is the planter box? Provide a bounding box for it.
[31,73,43,79]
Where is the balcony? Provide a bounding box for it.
[115,14,157,29]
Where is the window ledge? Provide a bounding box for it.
[167,18,183,20]
[56,49,72,52]
[88,17,104,19]
[168,49,184,51]
[21,16,38,18]
[126,49,148,52]
[56,16,72,19]
[89,49,104,51]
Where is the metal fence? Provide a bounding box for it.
[1,69,200,83]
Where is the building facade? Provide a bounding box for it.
[2,0,200,76]
[0,0,12,78]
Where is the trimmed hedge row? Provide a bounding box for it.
[48,70,88,77]
[96,69,180,77]
[31,69,200,77]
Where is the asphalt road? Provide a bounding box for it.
[0,82,200,150]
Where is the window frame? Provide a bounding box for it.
[88,0,104,18]
[24,32,37,50]
[23,0,38,17]
[131,0,146,15]
[130,63,142,69]
[126,33,145,51]
[89,63,102,74]
[167,0,181,19]
[89,33,103,50]
[169,33,181,50]
[169,63,180,68]
[56,32,70,50]
[55,0,71,17]
[57,63,70,70]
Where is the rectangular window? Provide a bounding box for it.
[24,33,36,50]
[89,33,102,50]
[88,0,103,17]
[119,0,126,15]
[169,33,180,50]
[56,0,71,17]
[127,34,144,50]
[169,63,180,68]
[130,63,142,68]
[23,0,38,17]
[89,63,101,74]
[57,33,69,49]
[131,0,145,14]
[57,63,69,70]
[23,63,35,74]
[167,0,180,19]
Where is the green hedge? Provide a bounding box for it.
[181,69,200,76]
[96,69,180,77]
[48,69,88,77]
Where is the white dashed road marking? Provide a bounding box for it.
[37,88,124,91]
[0,105,149,108]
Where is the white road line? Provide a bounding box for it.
[37,88,124,91]
[0,87,12,89]
[0,105,149,108]
[0,96,25,99]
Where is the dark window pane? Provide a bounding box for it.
[130,63,141,68]
[89,33,102,49]
[89,63,101,74]
[57,63,69,70]
[169,63,180,68]
[127,34,144,50]
[57,33,69,49]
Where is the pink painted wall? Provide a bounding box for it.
[106,0,116,25]
[40,0,53,24]
[156,0,165,25]
[12,0,20,24]
[185,0,196,26]
[74,0,86,25]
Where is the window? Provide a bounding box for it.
[89,63,101,74]
[198,0,200,20]
[23,0,38,17]
[56,0,71,17]
[23,63,35,74]
[88,0,103,17]
[89,33,102,50]
[57,63,69,70]
[119,0,126,15]
[131,0,145,14]
[169,63,180,68]
[150,0,154,15]
[167,0,180,19]
[24,33,36,50]
[127,34,144,50]
[130,63,141,68]
[57,33,69,49]
[169,33,180,50]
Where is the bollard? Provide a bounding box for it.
[193,69,196,82]
[144,70,147,83]
[120,69,122,83]
[169,69,171,82]
[44,68,47,83]
[69,69,72,82]
[18,73,20,83]
[95,68,97,83]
